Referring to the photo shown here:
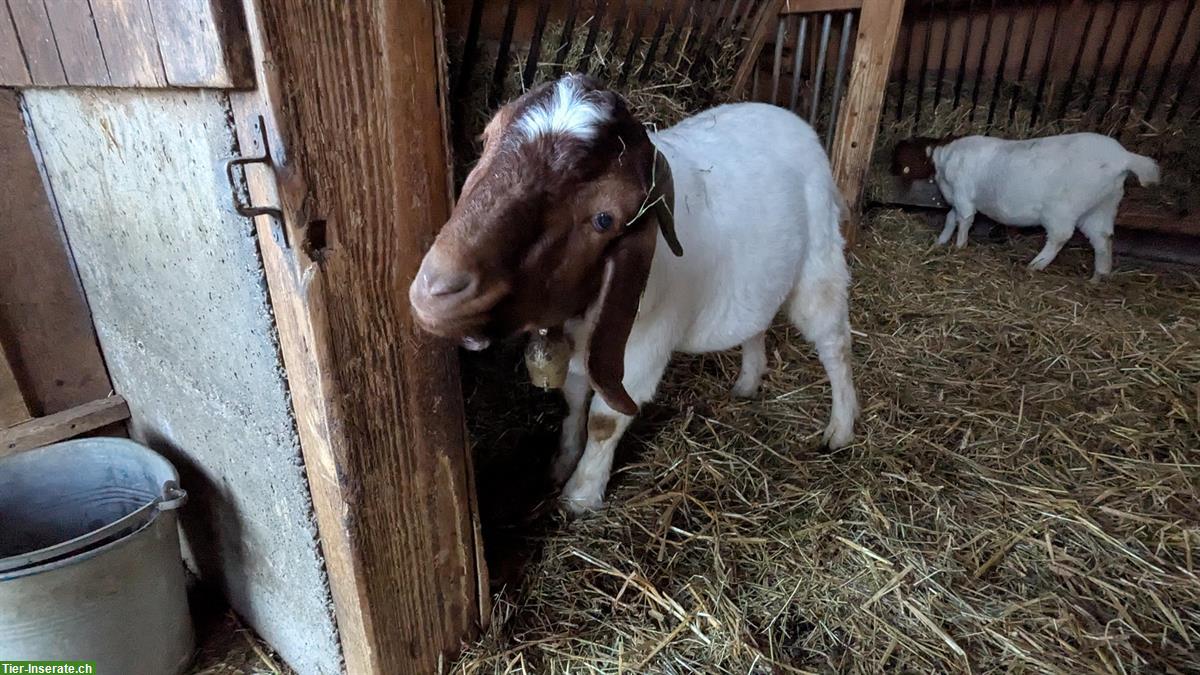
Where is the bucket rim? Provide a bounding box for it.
[0,437,187,574]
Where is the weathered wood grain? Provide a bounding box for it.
[0,11,31,84]
[830,0,905,245]
[731,0,788,95]
[0,90,113,416]
[6,0,66,85]
[148,0,253,88]
[91,0,166,86]
[43,0,111,85]
[1,395,129,457]
[232,0,487,672]
[0,349,29,427]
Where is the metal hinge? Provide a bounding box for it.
[225,115,287,245]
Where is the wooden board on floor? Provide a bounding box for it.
[1,395,129,457]
[0,89,114,416]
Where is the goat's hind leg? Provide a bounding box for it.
[786,266,859,450]
[1077,192,1120,283]
[732,331,767,398]
[1028,217,1075,272]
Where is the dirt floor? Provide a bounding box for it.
[452,208,1200,674]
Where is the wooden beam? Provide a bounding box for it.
[230,1,487,673]
[830,0,905,246]
[0,90,114,417]
[6,0,67,85]
[1,395,129,457]
[731,0,789,96]
[782,0,863,13]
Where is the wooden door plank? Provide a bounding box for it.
[91,0,166,86]
[6,0,67,85]
[830,0,905,246]
[43,0,111,85]
[1,395,129,457]
[0,348,29,428]
[148,0,253,88]
[0,90,114,416]
[242,0,487,672]
[782,0,863,13]
[0,9,31,85]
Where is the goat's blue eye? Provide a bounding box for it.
[593,212,614,232]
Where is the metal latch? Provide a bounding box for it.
[225,115,286,243]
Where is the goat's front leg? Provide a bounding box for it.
[954,208,976,249]
[550,356,591,486]
[560,340,672,515]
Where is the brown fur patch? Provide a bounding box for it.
[588,414,618,442]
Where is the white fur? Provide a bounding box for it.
[931,132,1160,281]
[554,103,859,513]
[515,75,609,142]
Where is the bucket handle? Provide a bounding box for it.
[158,480,188,511]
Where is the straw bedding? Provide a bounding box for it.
[455,209,1199,674]
[446,29,1198,673]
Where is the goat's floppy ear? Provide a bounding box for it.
[647,150,682,257]
[586,224,656,416]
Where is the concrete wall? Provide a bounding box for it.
[21,88,341,675]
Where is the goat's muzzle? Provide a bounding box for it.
[409,251,503,350]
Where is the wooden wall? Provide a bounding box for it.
[1,0,253,88]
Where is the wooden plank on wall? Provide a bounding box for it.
[91,0,166,86]
[1,395,129,457]
[0,348,29,427]
[830,0,905,245]
[231,0,487,672]
[0,8,31,85]
[148,0,254,88]
[6,0,67,85]
[0,89,114,416]
[43,0,111,85]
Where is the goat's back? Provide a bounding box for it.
[644,103,844,353]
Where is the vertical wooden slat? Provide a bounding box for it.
[1103,0,1148,107]
[0,89,113,417]
[1007,0,1042,124]
[967,0,997,122]
[91,0,166,86]
[42,0,110,85]
[552,0,580,76]
[952,0,973,108]
[1028,0,1063,126]
[931,0,952,110]
[147,0,253,88]
[731,0,787,96]
[579,0,609,73]
[1081,0,1121,114]
[985,5,1016,128]
[522,0,552,89]
[454,0,485,93]
[830,0,904,245]
[6,0,66,85]
[791,14,808,111]
[636,0,672,80]
[1058,0,1100,118]
[1147,0,1198,121]
[913,1,934,126]
[0,8,31,85]
[489,0,519,104]
[771,16,786,103]
[244,0,487,671]
[617,0,650,86]
[1119,0,1168,126]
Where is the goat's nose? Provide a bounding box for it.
[425,269,474,297]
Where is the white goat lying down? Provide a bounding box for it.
[410,74,858,513]
[896,133,1160,281]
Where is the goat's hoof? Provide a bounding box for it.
[821,424,854,451]
[559,493,604,517]
[731,381,761,399]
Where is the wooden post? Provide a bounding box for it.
[229,1,487,673]
[830,0,906,246]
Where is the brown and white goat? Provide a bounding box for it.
[410,75,858,513]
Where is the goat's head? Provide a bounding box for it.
[409,74,680,414]
[891,136,953,180]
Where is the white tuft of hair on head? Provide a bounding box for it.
[516,76,610,143]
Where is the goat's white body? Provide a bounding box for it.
[557,103,858,512]
[932,132,1159,279]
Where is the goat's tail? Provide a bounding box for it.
[1126,152,1161,186]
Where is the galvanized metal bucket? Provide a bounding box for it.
[0,437,194,675]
